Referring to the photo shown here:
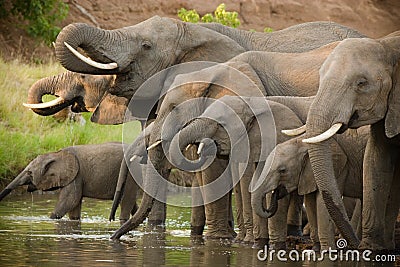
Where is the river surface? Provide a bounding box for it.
[0,194,397,267]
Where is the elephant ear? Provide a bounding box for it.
[91,93,132,125]
[297,153,317,195]
[384,62,400,138]
[33,150,79,191]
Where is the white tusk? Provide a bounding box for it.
[52,42,56,48]
[197,142,204,155]
[281,125,307,136]
[185,144,192,151]
[130,155,137,162]
[64,42,118,70]
[23,97,65,109]
[147,140,163,150]
[302,123,343,144]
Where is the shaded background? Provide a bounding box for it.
[1,0,399,61]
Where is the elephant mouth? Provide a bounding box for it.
[339,111,359,133]
[262,184,289,218]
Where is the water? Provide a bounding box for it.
[0,194,396,267]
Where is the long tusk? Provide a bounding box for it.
[147,140,163,150]
[64,42,118,70]
[185,144,192,151]
[197,142,204,155]
[130,155,137,162]
[23,97,65,109]
[281,125,307,136]
[302,123,343,144]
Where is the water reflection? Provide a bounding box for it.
[0,194,397,266]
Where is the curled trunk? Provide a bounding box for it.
[55,23,119,74]
[168,118,218,171]
[26,73,75,116]
[251,184,287,219]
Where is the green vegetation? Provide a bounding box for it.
[0,58,141,186]
[0,0,69,45]
[178,3,240,28]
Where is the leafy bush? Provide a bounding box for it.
[0,0,69,45]
[178,3,240,28]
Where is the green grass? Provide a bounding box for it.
[0,58,141,186]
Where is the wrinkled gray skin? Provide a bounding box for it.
[0,143,138,223]
[254,126,368,250]
[27,16,365,124]
[169,95,314,247]
[109,35,364,240]
[304,33,400,250]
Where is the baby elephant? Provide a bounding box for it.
[0,142,139,222]
[252,127,368,250]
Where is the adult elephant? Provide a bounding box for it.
[0,143,139,222]
[168,95,313,249]
[297,33,400,250]
[252,126,368,250]
[24,16,365,124]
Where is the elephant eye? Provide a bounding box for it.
[278,166,287,174]
[356,77,368,89]
[142,41,152,50]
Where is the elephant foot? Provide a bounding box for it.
[190,225,205,237]
[312,242,321,252]
[242,231,255,245]
[190,235,205,246]
[50,213,62,219]
[252,238,269,249]
[358,238,385,251]
[146,220,166,230]
[287,224,303,237]
[269,241,287,251]
[204,228,235,240]
[233,231,245,243]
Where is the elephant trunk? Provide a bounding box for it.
[109,159,129,221]
[305,103,359,248]
[55,23,119,74]
[251,183,287,219]
[110,145,169,240]
[0,168,31,201]
[168,118,218,171]
[25,72,77,116]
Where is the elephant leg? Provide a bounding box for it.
[233,182,245,242]
[304,192,320,251]
[360,124,395,250]
[238,162,254,244]
[119,177,139,224]
[68,201,82,220]
[51,180,82,219]
[191,171,205,236]
[383,162,400,249]
[202,158,233,239]
[350,198,362,240]
[316,190,336,250]
[268,193,289,250]
[147,199,166,228]
[286,191,303,236]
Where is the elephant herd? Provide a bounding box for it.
[2,16,400,252]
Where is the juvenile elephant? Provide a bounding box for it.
[167,95,314,248]
[299,32,400,250]
[25,16,365,124]
[0,143,139,222]
[252,126,368,250]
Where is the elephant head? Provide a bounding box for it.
[22,71,126,123]
[0,150,79,201]
[296,34,400,248]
